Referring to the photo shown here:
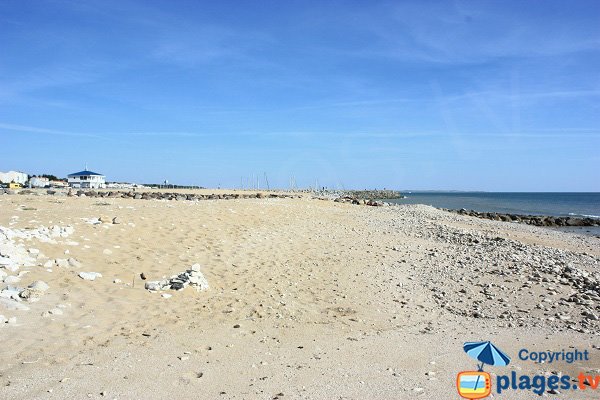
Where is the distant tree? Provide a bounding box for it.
[41,174,60,181]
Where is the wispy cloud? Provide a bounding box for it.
[0,123,104,139]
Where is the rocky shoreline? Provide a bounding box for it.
[444,208,600,227]
[3,188,598,229]
[337,189,403,200]
[1,188,301,201]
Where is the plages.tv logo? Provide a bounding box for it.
[457,341,510,399]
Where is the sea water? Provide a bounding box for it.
[387,192,600,236]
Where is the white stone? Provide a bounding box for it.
[48,308,63,315]
[145,281,162,291]
[0,287,21,300]
[190,263,202,272]
[0,315,6,324]
[161,293,172,299]
[28,280,49,292]
[78,272,102,281]
[68,258,82,268]
[113,278,122,284]
[3,276,20,285]
[28,248,40,255]
[0,298,29,311]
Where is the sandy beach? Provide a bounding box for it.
[1,191,599,399]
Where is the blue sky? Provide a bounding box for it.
[1,0,599,190]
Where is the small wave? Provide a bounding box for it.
[568,212,600,219]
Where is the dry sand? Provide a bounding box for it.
[0,192,599,399]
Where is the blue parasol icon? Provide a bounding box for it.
[463,341,511,395]
[464,341,511,370]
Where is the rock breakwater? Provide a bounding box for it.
[446,208,600,227]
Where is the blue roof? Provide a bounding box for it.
[68,170,104,177]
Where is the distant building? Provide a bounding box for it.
[67,170,106,189]
[29,176,50,188]
[0,170,28,185]
[50,180,67,188]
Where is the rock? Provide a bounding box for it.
[0,297,29,311]
[28,248,40,256]
[0,315,6,324]
[78,272,102,281]
[29,280,49,292]
[190,263,202,272]
[140,273,147,280]
[145,281,162,291]
[112,217,121,224]
[0,286,22,300]
[161,293,172,299]
[0,270,7,280]
[19,288,42,302]
[3,276,20,284]
[113,278,122,284]
[68,258,82,268]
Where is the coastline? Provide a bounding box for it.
[0,192,598,399]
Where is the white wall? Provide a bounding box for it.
[68,175,106,189]
[30,177,50,187]
[0,171,28,184]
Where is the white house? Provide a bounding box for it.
[29,176,50,188]
[67,170,106,189]
[0,170,28,185]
